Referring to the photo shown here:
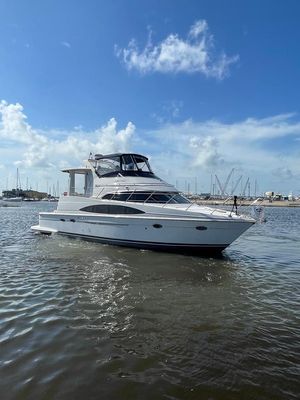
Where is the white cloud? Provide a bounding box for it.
[116,20,239,79]
[1,100,300,194]
[189,20,208,39]
[0,100,135,171]
[143,115,300,194]
[189,135,224,169]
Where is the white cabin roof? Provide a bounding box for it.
[61,167,91,174]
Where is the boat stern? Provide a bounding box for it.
[31,224,58,235]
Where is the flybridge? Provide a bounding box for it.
[61,153,157,197]
[90,153,155,178]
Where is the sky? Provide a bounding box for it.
[1,0,300,196]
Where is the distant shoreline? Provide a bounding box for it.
[195,199,300,208]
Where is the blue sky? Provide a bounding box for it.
[1,0,300,195]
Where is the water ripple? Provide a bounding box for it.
[0,204,299,399]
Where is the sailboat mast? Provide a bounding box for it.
[16,168,19,196]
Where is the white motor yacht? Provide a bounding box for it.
[0,196,22,207]
[31,153,255,254]
[2,196,23,202]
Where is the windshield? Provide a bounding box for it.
[96,154,153,177]
[121,155,152,173]
[96,157,120,176]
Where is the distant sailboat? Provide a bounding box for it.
[1,168,23,204]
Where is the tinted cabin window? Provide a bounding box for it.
[103,193,150,202]
[103,193,129,201]
[102,192,190,204]
[80,205,144,214]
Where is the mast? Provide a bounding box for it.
[16,168,19,196]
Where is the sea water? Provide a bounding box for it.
[0,203,299,399]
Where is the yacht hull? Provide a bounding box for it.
[32,211,254,254]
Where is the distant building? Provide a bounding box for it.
[265,191,274,198]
